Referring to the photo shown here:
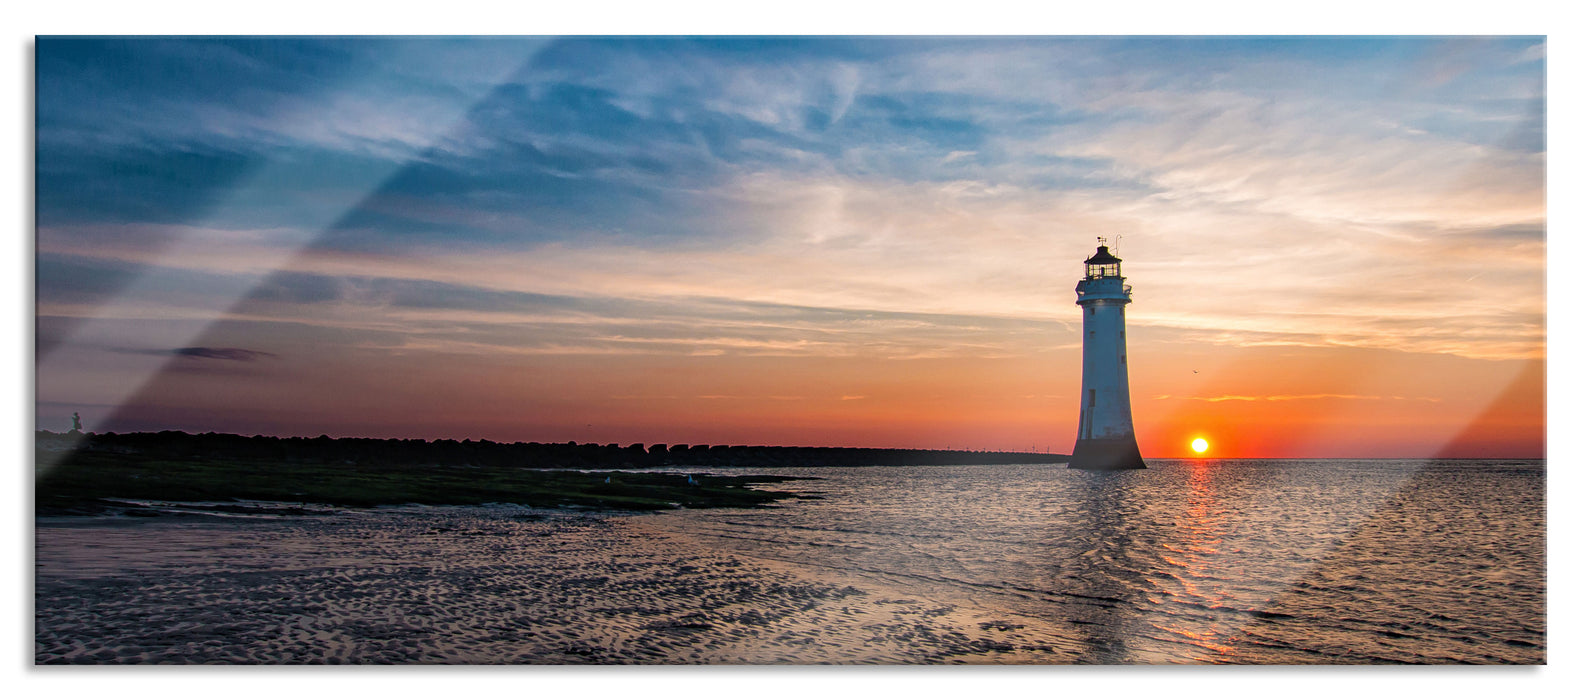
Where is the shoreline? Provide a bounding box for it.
[36,446,814,515]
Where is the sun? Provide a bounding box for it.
[1191,437,1209,455]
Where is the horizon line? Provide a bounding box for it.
[33,429,1543,461]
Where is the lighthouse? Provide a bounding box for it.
[1070,239,1146,470]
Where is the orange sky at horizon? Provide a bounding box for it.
[61,326,1543,459]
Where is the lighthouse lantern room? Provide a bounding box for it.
[1070,238,1146,470]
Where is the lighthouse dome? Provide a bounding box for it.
[1085,246,1121,265]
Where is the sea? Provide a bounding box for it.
[635,459,1547,664]
[34,459,1545,664]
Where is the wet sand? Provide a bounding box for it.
[35,507,1084,664]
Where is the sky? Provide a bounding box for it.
[33,36,1546,458]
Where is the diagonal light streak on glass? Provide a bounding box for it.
[35,40,550,465]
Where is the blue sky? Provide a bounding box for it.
[33,36,1547,452]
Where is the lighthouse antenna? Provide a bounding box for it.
[1115,235,1122,253]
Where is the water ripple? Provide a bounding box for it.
[640,459,1545,664]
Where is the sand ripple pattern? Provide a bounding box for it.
[36,509,1083,664]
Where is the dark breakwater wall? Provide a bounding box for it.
[37,431,1068,469]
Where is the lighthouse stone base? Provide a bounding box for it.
[1069,437,1146,470]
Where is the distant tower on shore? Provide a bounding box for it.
[1070,239,1146,470]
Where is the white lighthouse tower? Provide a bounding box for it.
[1070,239,1146,470]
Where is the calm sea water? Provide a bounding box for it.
[636,459,1546,664]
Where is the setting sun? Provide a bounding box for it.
[1191,438,1209,454]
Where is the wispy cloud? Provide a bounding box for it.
[170,347,277,362]
[105,345,279,362]
[1154,394,1442,403]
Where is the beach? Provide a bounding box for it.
[35,506,1078,664]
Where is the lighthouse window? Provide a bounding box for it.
[1089,307,1094,316]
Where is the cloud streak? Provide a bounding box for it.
[1154,394,1442,403]
[170,347,278,362]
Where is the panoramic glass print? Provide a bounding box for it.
[35,36,1545,664]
